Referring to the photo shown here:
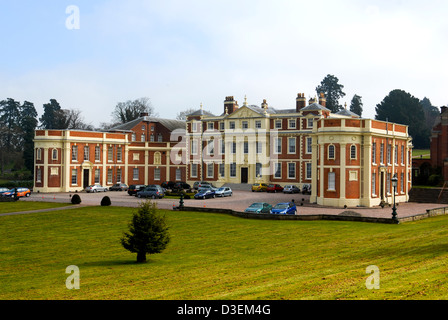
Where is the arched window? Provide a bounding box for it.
[52,149,58,160]
[328,145,335,159]
[350,145,357,159]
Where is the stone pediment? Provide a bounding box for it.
[227,106,264,119]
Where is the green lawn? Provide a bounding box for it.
[0,203,448,300]
[412,149,430,159]
[0,201,70,214]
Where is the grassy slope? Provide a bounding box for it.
[0,205,447,300]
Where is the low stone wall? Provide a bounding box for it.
[174,206,399,224]
[398,207,448,223]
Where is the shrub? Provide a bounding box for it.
[101,196,111,206]
[71,194,82,205]
[428,174,442,186]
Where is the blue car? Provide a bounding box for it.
[270,202,297,215]
[194,188,216,199]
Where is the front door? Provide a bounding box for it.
[241,168,248,184]
[380,171,385,201]
[83,169,90,189]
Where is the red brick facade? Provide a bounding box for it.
[430,107,448,181]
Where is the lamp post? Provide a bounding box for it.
[391,173,398,222]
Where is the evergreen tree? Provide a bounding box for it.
[0,98,21,173]
[19,101,38,172]
[349,94,363,117]
[316,74,346,112]
[39,99,68,129]
[0,98,21,151]
[420,97,439,132]
[121,201,170,263]
[375,89,429,149]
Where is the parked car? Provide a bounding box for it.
[194,188,216,199]
[1,187,31,198]
[193,181,215,190]
[109,183,128,191]
[161,181,175,189]
[215,187,232,197]
[244,202,272,214]
[252,183,268,192]
[128,184,146,196]
[147,184,165,194]
[0,187,9,195]
[270,202,297,215]
[136,186,164,199]
[283,185,301,194]
[85,184,108,193]
[266,184,284,193]
[173,181,191,191]
[302,184,312,194]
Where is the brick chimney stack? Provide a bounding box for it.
[441,106,447,114]
[261,99,268,110]
[296,93,306,112]
[319,92,327,107]
[224,96,238,114]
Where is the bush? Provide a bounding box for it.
[71,194,82,205]
[428,174,442,186]
[101,196,111,206]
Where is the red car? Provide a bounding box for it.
[266,184,284,193]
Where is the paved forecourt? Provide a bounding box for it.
[20,189,447,220]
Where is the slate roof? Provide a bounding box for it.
[187,109,216,117]
[336,108,360,118]
[109,116,185,132]
[300,102,331,112]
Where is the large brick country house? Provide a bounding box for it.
[34,92,412,208]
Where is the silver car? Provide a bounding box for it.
[215,187,233,197]
[85,184,108,193]
[283,185,301,194]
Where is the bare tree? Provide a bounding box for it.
[176,108,198,120]
[111,97,158,124]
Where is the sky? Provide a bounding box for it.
[1,0,448,127]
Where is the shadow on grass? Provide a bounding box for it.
[81,258,159,267]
